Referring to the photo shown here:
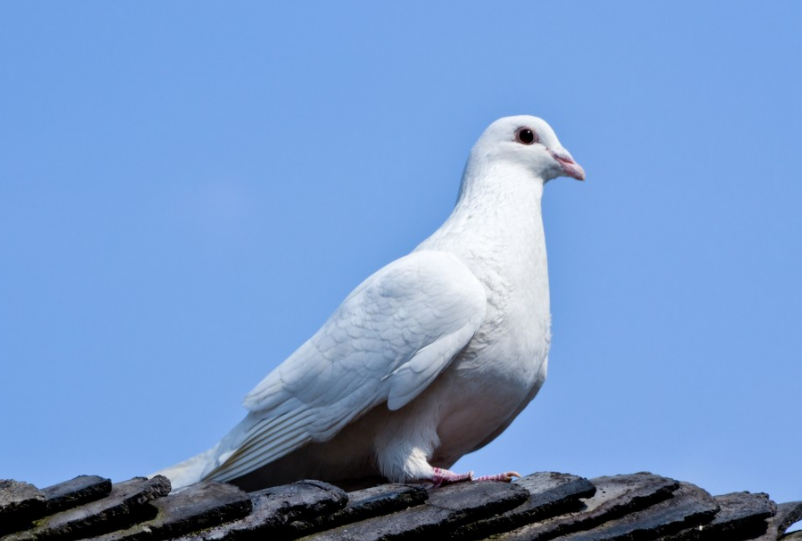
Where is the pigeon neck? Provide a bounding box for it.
[455,160,545,212]
[418,161,547,261]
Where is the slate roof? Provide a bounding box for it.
[1,471,800,541]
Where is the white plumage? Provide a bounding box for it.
[155,115,585,491]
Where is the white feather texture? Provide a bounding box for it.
[154,115,584,490]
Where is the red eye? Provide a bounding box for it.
[515,127,537,145]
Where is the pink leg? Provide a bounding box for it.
[431,467,473,488]
[474,471,522,482]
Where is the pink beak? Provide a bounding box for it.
[550,148,586,181]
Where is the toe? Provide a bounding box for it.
[475,470,522,483]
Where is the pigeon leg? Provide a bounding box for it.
[428,469,521,488]
[431,467,474,488]
[474,471,522,482]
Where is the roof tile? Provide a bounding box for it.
[93,481,252,541]
[5,476,171,541]
[660,491,776,540]
[0,480,46,535]
[0,471,798,541]
[306,480,528,541]
[451,472,596,540]
[41,476,112,515]
[494,472,682,541]
[176,479,347,541]
[554,482,718,541]
[758,501,802,541]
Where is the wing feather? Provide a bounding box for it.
[203,250,486,483]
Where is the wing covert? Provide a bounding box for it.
[204,250,486,483]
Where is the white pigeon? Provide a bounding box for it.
[155,115,585,491]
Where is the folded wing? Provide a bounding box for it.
[202,249,487,483]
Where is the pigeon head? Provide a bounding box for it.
[470,115,585,182]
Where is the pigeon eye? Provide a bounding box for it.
[515,127,537,145]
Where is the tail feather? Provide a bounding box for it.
[150,415,257,489]
[150,445,220,490]
[200,408,315,483]
[151,410,315,490]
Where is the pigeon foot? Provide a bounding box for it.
[428,468,521,488]
[474,471,522,482]
[431,467,474,488]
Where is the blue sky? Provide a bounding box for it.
[1,2,801,509]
